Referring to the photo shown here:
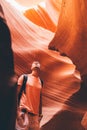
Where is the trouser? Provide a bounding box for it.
[16,110,40,130]
[28,113,40,130]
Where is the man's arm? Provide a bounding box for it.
[17,75,24,95]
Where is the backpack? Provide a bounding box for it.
[18,74,28,106]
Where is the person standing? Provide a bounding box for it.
[17,61,43,130]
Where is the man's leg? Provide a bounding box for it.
[28,114,40,130]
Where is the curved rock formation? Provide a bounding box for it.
[48,0,87,76]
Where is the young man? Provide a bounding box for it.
[17,61,43,130]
